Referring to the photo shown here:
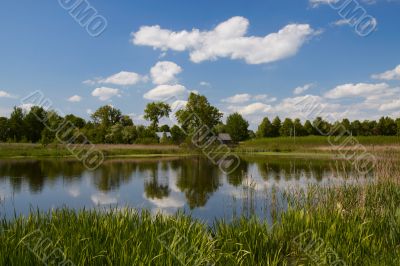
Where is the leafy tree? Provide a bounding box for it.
[303,120,314,135]
[8,107,26,142]
[271,116,281,137]
[105,123,124,144]
[65,114,86,128]
[120,115,134,127]
[159,124,170,132]
[256,117,272,138]
[225,113,249,142]
[214,123,227,134]
[280,118,294,137]
[0,117,9,142]
[397,118,400,137]
[378,116,397,136]
[144,102,171,130]
[91,105,122,128]
[122,126,137,144]
[176,93,223,136]
[24,106,47,142]
[170,125,186,144]
[40,111,63,146]
[293,118,306,136]
[312,117,331,135]
[350,120,362,136]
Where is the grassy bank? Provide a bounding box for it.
[239,135,400,153]
[0,143,188,158]
[1,157,400,265]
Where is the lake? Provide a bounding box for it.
[0,156,371,223]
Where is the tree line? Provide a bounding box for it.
[0,92,399,145]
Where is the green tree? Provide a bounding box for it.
[225,113,249,142]
[303,120,314,135]
[159,124,170,132]
[280,118,294,137]
[0,117,9,142]
[120,115,134,127]
[397,118,400,137]
[293,118,305,136]
[144,102,171,131]
[170,125,186,144]
[91,105,122,128]
[271,116,281,137]
[8,107,26,142]
[256,117,272,138]
[121,126,137,144]
[176,93,222,135]
[351,120,362,136]
[65,114,86,128]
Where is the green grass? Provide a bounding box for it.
[239,136,400,153]
[1,179,400,265]
[0,143,190,159]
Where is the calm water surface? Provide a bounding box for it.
[0,156,370,223]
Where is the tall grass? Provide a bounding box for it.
[1,154,400,265]
[239,135,400,153]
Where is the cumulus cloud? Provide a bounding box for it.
[222,93,276,104]
[293,83,314,95]
[378,99,400,111]
[143,84,187,101]
[132,16,317,64]
[371,65,400,80]
[67,95,82,102]
[0,90,13,98]
[150,61,182,85]
[229,102,272,115]
[85,71,147,86]
[222,93,252,104]
[92,87,121,101]
[324,83,389,99]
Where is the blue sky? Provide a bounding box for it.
[0,0,400,128]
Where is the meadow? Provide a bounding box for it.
[0,154,399,265]
[238,135,400,153]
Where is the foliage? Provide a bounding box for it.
[176,92,223,136]
[144,102,171,130]
[225,112,249,142]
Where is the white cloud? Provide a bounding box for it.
[150,61,182,85]
[293,83,314,95]
[229,102,272,116]
[0,90,13,98]
[67,95,82,102]
[101,71,147,86]
[379,99,400,111]
[309,0,338,7]
[200,81,211,87]
[371,65,400,80]
[92,87,121,101]
[85,72,147,86]
[333,19,352,26]
[132,16,317,64]
[222,93,277,104]
[143,84,187,101]
[324,83,389,99]
[222,93,252,104]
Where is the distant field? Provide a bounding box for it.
[238,136,400,152]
